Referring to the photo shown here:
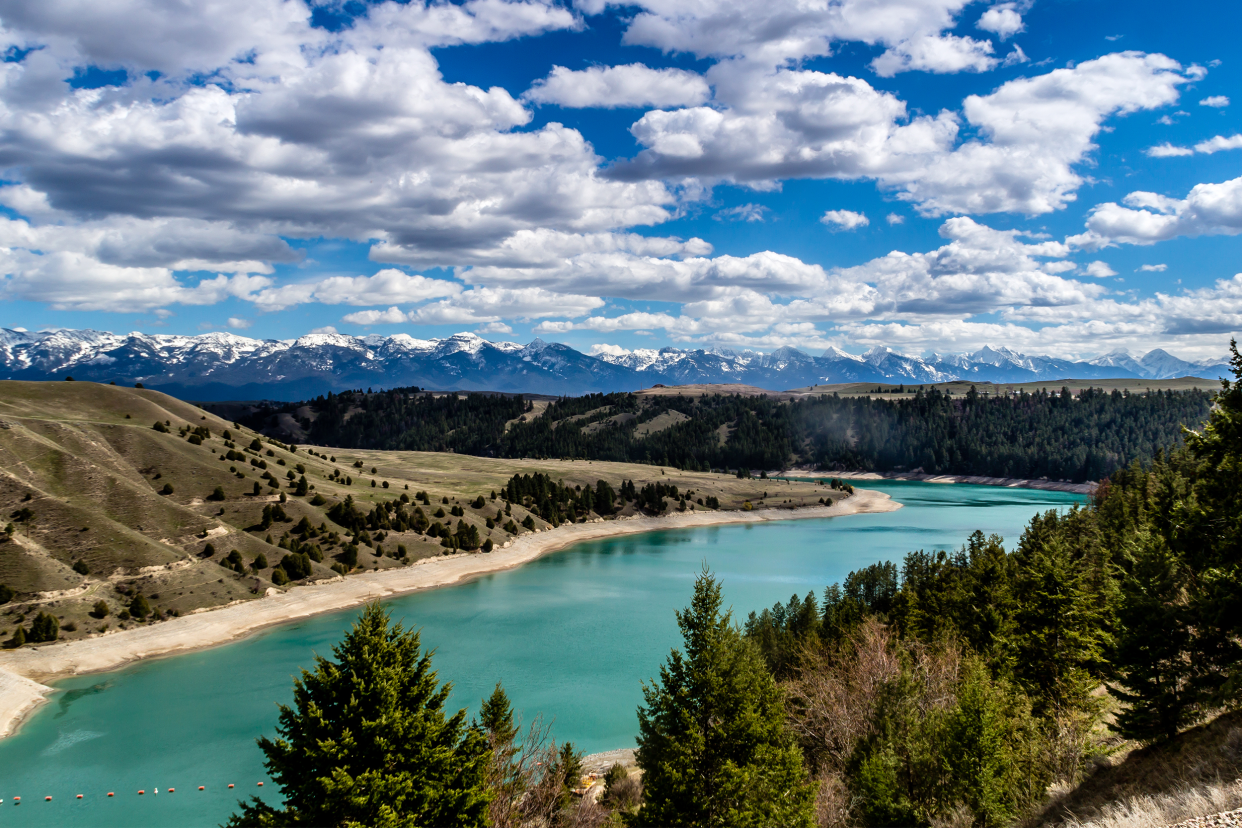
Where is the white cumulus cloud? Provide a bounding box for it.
[821,210,870,230]
[1072,174,1242,246]
[524,64,711,109]
[977,4,1024,39]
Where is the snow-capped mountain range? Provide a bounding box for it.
[0,328,1231,402]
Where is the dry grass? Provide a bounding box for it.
[1051,777,1242,828]
[0,379,842,643]
[1037,712,1242,828]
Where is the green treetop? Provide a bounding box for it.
[227,603,490,828]
[633,567,816,827]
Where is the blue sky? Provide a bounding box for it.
[0,0,1239,360]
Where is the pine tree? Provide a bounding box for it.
[479,682,518,747]
[633,568,816,827]
[1176,339,1242,705]
[228,603,490,827]
[941,659,1016,828]
[29,611,59,642]
[1111,530,1199,741]
[129,594,151,620]
[1011,511,1109,712]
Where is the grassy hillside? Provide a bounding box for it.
[0,380,842,643]
[1036,709,1242,828]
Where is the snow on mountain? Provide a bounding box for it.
[821,346,865,363]
[1138,349,1196,379]
[0,328,1230,400]
[1088,350,1145,375]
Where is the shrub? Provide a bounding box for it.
[6,626,26,648]
[397,544,408,558]
[434,507,446,518]
[208,486,226,501]
[153,420,169,433]
[310,493,327,506]
[0,584,13,605]
[331,562,349,576]
[160,483,174,495]
[470,495,486,509]
[253,553,269,570]
[134,382,144,389]
[482,539,493,553]
[280,553,313,580]
[339,544,359,569]
[271,567,290,586]
[187,434,202,445]
[91,600,110,618]
[203,542,216,557]
[29,612,60,643]
[72,559,90,576]
[129,594,151,619]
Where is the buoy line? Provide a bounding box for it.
[3,781,269,802]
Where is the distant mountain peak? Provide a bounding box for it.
[0,327,1231,401]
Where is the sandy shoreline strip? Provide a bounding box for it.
[784,469,1096,495]
[0,489,899,739]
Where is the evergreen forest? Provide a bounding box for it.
[253,385,1211,484]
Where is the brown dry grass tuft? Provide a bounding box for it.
[1037,713,1242,828]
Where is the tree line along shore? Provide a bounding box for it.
[0,379,849,644]
[234,380,1212,484]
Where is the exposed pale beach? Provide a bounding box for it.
[790,469,1097,495]
[0,489,899,739]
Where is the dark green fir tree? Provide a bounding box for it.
[227,603,490,827]
[633,567,816,827]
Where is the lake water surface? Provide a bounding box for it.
[0,481,1083,827]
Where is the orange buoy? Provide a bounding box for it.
[45,796,52,801]
[77,794,83,799]
[138,790,145,795]
[107,792,114,797]
[227,784,234,789]
[198,786,205,791]
[257,782,263,787]
[168,788,175,793]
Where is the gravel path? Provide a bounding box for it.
[1167,808,1242,828]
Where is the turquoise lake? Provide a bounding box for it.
[0,481,1084,827]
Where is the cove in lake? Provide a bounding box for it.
[0,481,1083,827]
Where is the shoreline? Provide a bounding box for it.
[781,469,1096,495]
[0,489,900,740]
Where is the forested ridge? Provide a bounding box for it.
[737,345,1242,826]
[257,384,1211,483]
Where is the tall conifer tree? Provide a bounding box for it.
[228,603,490,827]
[633,568,816,827]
